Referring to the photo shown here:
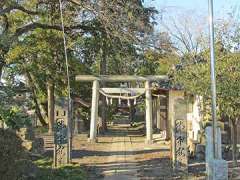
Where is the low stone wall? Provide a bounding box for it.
[16,127,44,154]
[0,128,39,179]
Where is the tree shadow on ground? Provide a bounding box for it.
[85,157,206,180]
[71,148,169,158]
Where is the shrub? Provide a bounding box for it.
[0,128,37,180]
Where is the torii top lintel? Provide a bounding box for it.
[75,75,168,82]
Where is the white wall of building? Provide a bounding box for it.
[187,96,202,141]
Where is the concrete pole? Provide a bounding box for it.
[206,126,222,164]
[208,0,218,159]
[156,96,161,130]
[145,81,153,144]
[206,127,227,179]
[89,80,99,142]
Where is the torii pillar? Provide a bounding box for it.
[145,80,153,144]
[88,80,99,143]
[156,96,161,130]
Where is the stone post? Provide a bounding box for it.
[172,98,188,172]
[152,99,155,128]
[156,96,161,130]
[74,118,79,135]
[145,80,153,144]
[168,90,175,140]
[53,97,70,167]
[205,126,228,180]
[153,99,157,129]
[89,80,99,143]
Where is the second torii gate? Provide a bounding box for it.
[75,75,168,144]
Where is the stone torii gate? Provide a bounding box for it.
[75,75,168,144]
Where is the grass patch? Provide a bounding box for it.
[34,157,87,180]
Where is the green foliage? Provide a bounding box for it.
[0,86,31,129]
[138,49,178,75]
[1,0,157,98]
[0,128,86,180]
[173,51,240,120]
[0,106,31,129]
[34,158,86,180]
[34,126,49,134]
[136,32,178,75]
[0,0,158,128]
[0,128,31,180]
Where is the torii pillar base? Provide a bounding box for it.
[88,138,98,144]
[145,139,153,144]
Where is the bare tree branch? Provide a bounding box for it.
[0,5,39,16]
[14,22,100,37]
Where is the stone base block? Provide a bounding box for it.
[145,139,153,144]
[17,128,35,141]
[22,138,45,154]
[54,144,69,167]
[22,141,33,151]
[32,138,45,154]
[207,159,228,180]
[88,138,98,143]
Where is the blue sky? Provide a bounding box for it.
[145,0,240,18]
[144,0,240,33]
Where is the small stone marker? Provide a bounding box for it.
[53,97,70,167]
[172,98,188,172]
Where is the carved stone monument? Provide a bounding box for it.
[53,97,71,167]
[172,98,188,172]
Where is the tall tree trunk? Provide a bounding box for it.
[231,118,238,167]
[0,62,4,82]
[47,81,55,134]
[99,40,108,132]
[25,72,47,126]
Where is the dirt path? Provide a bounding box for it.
[39,117,207,179]
[71,118,176,180]
[39,118,240,179]
[39,122,239,180]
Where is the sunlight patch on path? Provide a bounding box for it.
[100,129,139,179]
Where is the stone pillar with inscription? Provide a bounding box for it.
[172,98,188,173]
[53,97,71,167]
[168,91,176,140]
